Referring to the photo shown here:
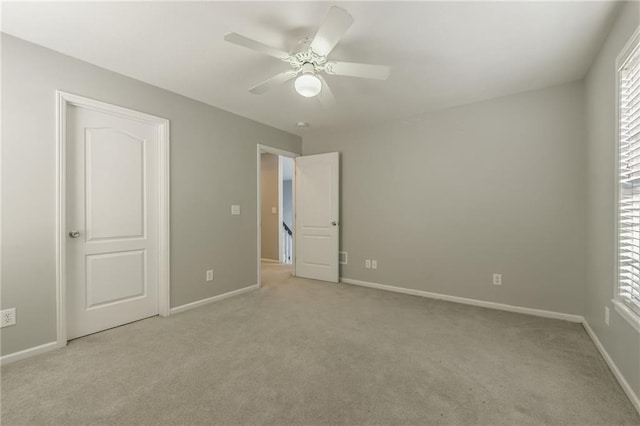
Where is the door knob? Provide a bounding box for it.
[68,231,81,238]
[331,221,337,226]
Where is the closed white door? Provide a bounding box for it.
[295,152,339,282]
[66,104,160,339]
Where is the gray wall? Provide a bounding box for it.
[584,1,640,402]
[1,34,301,356]
[283,179,293,229]
[260,153,279,261]
[303,81,586,315]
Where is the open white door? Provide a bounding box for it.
[295,152,339,282]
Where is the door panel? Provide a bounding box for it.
[67,104,159,340]
[85,128,145,241]
[301,164,332,225]
[85,250,146,309]
[302,235,332,265]
[295,152,339,282]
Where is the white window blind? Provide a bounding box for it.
[618,39,640,316]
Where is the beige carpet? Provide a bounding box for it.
[2,262,639,425]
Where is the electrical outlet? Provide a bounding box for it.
[371,260,378,270]
[271,207,277,214]
[605,306,610,326]
[493,273,502,285]
[339,252,348,265]
[206,270,214,282]
[1,308,16,328]
[365,259,371,269]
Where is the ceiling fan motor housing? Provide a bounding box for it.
[287,50,327,74]
[300,62,316,75]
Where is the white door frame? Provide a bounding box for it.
[256,144,299,286]
[55,91,171,348]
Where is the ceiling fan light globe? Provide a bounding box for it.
[294,74,322,97]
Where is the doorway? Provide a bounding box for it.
[257,145,298,286]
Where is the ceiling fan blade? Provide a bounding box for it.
[224,32,290,60]
[309,6,354,57]
[324,61,390,80]
[317,75,336,107]
[249,70,298,94]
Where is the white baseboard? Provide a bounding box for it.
[0,341,59,365]
[582,321,640,415]
[340,277,584,323]
[169,284,259,315]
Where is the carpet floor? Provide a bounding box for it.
[2,263,639,425]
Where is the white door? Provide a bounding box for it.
[295,152,339,282]
[66,104,160,339]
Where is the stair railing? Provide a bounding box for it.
[282,222,293,264]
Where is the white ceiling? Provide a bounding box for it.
[2,1,619,135]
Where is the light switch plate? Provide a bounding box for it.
[231,205,240,215]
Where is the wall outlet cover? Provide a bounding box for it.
[605,306,610,326]
[493,273,502,285]
[231,205,240,215]
[365,259,371,269]
[206,270,214,282]
[1,308,16,328]
[371,260,378,269]
[339,251,348,264]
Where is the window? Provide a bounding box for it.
[617,28,640,328]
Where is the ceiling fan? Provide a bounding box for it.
[224,6,390,106]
